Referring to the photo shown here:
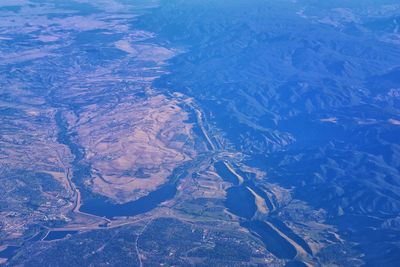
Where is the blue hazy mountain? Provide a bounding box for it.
[0,0,399,266]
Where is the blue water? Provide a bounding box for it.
[80,161,191,219]
[80,183,177,219]
[0,246,19,260]
[241,220,297,260]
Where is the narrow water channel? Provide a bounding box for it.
[55,111,192,220]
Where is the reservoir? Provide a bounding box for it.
[80,183,177,219]
[225,185,257,219]
[0,246,19,260]
[241,220,297,260]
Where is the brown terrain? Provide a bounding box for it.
[74,94,196,203]
[0,87,74,241]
